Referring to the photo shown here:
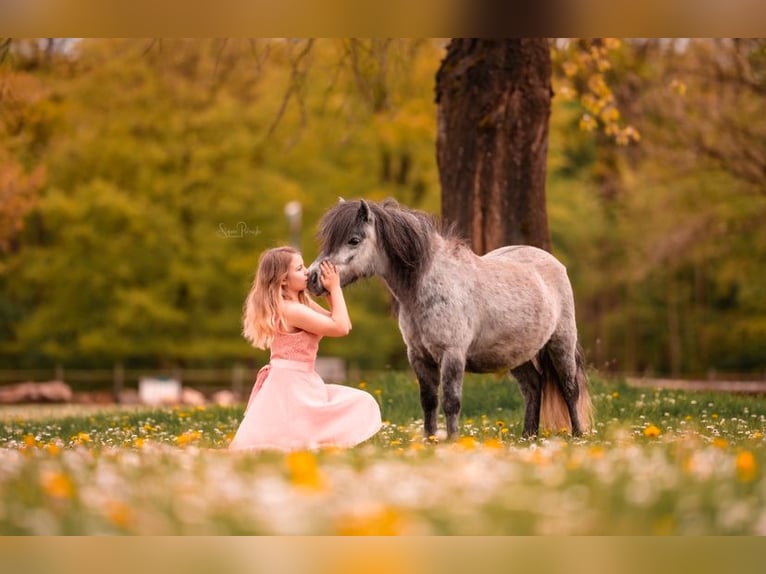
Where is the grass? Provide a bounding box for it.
[1,372,765,534]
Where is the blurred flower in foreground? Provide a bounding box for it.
[736,451,757,482]
[643,425,661,438]
[286,450,325,491]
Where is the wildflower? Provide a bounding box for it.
[176,431,201,446]
[358,381,367,389]
[42,471,74,499]
[71,432,91,445]
[23,434,37,448]
[285,450,325,491]
[457,436,477,450]
[643,425,661,438]
[46,443,61,456]
[612,391,620,399]
[483,438,503,450]
[736,451,757,482]
[713,438,728,449]
[107,501,133,529]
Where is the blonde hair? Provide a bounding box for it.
[242,246,309,349]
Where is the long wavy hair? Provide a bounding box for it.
[242,246,308,349]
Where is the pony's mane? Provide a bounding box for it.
[318,199,453,291]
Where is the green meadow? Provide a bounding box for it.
[1,373,764,535]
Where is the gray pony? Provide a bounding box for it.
[307,198,593,440]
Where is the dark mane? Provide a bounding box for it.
[373,200,436,291]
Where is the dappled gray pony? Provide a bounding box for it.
[307,199,593,439]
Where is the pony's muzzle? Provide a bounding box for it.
[306,267,326,297]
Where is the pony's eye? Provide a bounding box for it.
[348,237,361,246]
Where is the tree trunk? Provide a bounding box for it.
[436,39,552,254]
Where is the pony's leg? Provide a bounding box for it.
[440,353,466,439]
[409,352,440,438]
[511,361,543,438]
[546,341,583,436]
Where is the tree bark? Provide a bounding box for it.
[436,39,552,254]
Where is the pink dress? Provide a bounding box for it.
[228,329,382,452]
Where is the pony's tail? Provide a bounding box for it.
[540,345,594,435]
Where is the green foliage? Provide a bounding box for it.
[0,39,440,369]
[549,39,766,377]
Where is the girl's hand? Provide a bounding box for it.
[319,260,341,292]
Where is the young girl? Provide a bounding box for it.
[229,246,382,451]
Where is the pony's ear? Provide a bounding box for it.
[338,196,345,203]
[357,199,371,223]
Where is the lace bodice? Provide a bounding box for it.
[269,330,320,363]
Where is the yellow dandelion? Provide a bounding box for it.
[711,413,719,419]
[42,471,74,499]
[713,438,729,449]
[751,431,763,440]
[373,389,382,397]
[23,434,37,448]
[501,427,509,435]
[457,436,477,450]
[176,430,201,446]
[358,381,368,389]
[643,424,661,438]
[611,391,620,399]
[389,439,402,447]
[285,450,325,491]
[133,438,145,448]
[736,451,757,482]
[496,420,505,428]
[107,501,133,529]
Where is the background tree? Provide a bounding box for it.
[436,39,553,253]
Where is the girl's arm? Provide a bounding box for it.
[307,298,331,317]
[283,261,351,337]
